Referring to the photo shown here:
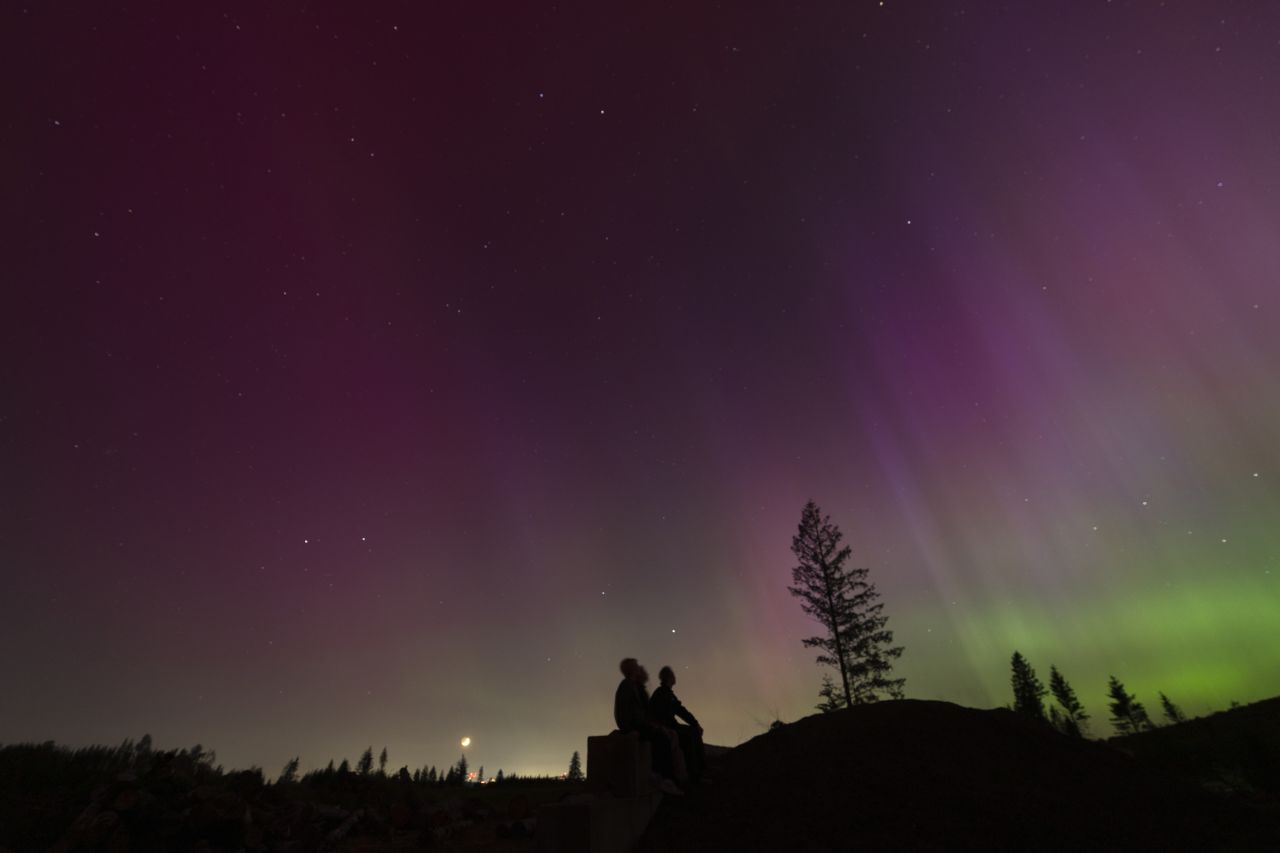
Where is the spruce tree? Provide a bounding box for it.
[1010,651,1047,721]
[788,500,905,705]
[379,747,388,775]
[456,754,469,784]
[278,756,300,784]
[338,759,351,775]
[496,769,504,783]
[815,673,844,713]
[1107,676,1152,735]
[1159,692,1186,724]
[567,750,584,782]
[357,747,374,775]
[1048,665,1089,737]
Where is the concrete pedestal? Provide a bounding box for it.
[537,790,663,853]
[537,732,663,852]
[587,732,652,797]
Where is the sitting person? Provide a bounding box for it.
[614,657,683,795]
[648,665,705,782]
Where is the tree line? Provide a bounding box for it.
[1009,651,1189,736]
[278,746,586,787]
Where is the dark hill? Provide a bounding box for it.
[1115,696,1280,796]
[641,700,1280,852]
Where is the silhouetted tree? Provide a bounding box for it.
[412,768,421,783]
[1107,676,1152,735]
[567,750,584,782]
[496,769,504,783]
[379,747,388,775]
[1048,706,1064,733]
[456,754,469,784]
[357,747,374,776]
[278,756,300,784]
[1048,665,1089,736]
[788,501,905,706]
[325,759,335,773]
[137,734,153,756]
[816,673,844,713]
[188,744,215,767]
[1159,692,1186,724]
[338,759,351,775]
[478,765,485,783]
[428,765,438,783]
[1010,652,1047,721]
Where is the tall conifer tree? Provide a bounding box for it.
[357,747,374,776]
[1010,652,1048,721]
[788,500,905,706]
[1107,676,1152,735]
[1048,665,1089,736]
[1159,691,1186,724]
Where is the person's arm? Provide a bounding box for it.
[672,693,700,729]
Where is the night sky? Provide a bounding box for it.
[4,2,1279,777]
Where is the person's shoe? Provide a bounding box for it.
[658,778,684,796]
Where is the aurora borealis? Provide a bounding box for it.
[3,2,1279,777]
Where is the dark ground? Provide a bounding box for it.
[0,741,572,853]
[1113,696,1280,796]
[6,698,1279,852]
[640,699,1280,853]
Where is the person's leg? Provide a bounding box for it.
[643,727,674,780]
[675,726,703,781]
[666,727,688,784]
[689,727,705,781]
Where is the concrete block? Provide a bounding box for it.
[537,792,663,853]
[587,732,652,797]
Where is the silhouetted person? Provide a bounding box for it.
[613,658,682,795]
[649,665,705,782]
[614,657,647,731]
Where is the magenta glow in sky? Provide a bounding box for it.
[3,2,1279,776]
